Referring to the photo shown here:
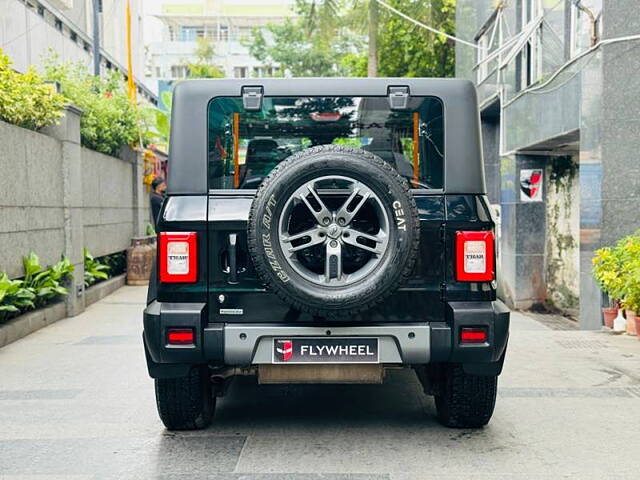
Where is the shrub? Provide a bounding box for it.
[0,48,65,130]
[84,248,110,287]
[44,61,140,156]
[102,251,127,277]
[0,274,35,321]
[0,254,73,323]
[618,232,640,312]
[592,246,624,305]
[593,230,640,310]
[22,253,74,309]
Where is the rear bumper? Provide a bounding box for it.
[143,300,510,378]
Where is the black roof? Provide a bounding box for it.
[168,78,484,195]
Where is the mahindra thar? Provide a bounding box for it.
[144,78,510,430]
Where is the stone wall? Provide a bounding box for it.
[0,106,149,315]
[545,156,580,314]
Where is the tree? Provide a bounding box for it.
[248,0,365,77]
[376,0,456,78]
[249,0,456,79]
[186,38,225,78]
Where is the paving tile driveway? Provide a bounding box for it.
[0,286,639,479]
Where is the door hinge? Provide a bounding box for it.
[242,86,263,111]
[439,283,447,302]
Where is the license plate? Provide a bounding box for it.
[272,337,379,364]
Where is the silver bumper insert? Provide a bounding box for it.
[224,323,430,365]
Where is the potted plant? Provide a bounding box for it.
[619,231,640,336]
[592,246,623,328]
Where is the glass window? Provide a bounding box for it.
[207,96,444,190]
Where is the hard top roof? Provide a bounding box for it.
[168,78,484,195]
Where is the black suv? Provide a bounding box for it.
[144,78,509,430]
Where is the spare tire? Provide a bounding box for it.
[248,145,420,318]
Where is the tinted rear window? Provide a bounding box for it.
[207,96,444,190]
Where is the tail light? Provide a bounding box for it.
[167,328,195,345]
[159,232,198,283]
[455,231,495,282]
[460,327,488,344]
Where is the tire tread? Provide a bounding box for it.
[155,367,214,430]
[435,364,497,428]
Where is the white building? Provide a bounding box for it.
[144,0,294,88]
[0,0,155,104]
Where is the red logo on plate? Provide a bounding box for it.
[520,169,543,200]
[275,339,293,362]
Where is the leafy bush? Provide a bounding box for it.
[592,247,624,305]
[23,253,74,308]
[593,230,640,310]
[617,232,640,312]
[101,251,127,277]
[0,254,73,323]
[84,248,110,287]
[44,61,140,156]
[0,48,64,130]
[0,274,35,321]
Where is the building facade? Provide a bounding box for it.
[0,0,155,103]
[456,0,639,328]
[145,0,294,87]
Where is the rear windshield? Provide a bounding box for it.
[207,96,444,190]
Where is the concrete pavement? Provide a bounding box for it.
[0,286,639,479]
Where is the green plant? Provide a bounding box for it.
[0,48,65,130]
[593,230,640,311]
[102,251,127,277]
[84,248,110,287]
[22,253,74,308]
[592,246,624,306]
[44,60,141,156]
[618,232,640,312]
[0,274,35,321]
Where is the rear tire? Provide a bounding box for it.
[155,366,215,430]
[434,363,497,428]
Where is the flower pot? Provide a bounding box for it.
[635,316,640,341]
[625,310,637,336]
[602,307,617,329]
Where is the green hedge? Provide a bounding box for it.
[44,61,141,157]
[0,49,65,130]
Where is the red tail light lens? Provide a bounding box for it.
[167,328,194,345]
[159,232,198,283]
[455,231,495,282]
[460,327,488,344]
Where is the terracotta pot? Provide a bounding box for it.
[625,310,637,336]
[602,307,617,329]
[127,236,156,286]
[635,317,640,341]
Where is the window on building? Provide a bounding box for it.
[476,34,489,83]
[517,0,542,91]
[238,27,253,41]
[155,67,162,77]
[171,65,188,78]
[569,3,595,57]
[234,66,248,78]
[218,25,229,42]
[178,26,205,42]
